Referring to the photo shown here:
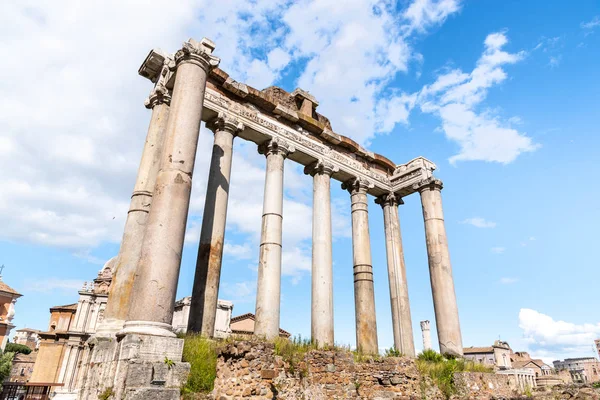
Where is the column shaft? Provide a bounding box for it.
[378,194,415,357]
[306,161,337,347]
[124,39,220,336]
[254,139,293,339]
[101,99,169,332]
[188,114,243,336]
[344,179,378,354]
[417,178,463,356]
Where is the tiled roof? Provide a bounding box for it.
[230,313,291,337]
[0,280,21,297]
[16,328,40,333]
[50,303,78,312]
[463,346,494,354]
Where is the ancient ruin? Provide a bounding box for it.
[79,37,463,399]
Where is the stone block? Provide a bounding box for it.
[261,369,277,379]
[124,387,180,400]
[118,333,184,362]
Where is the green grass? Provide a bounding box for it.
[181,334,218,394]
[415,350,493,399]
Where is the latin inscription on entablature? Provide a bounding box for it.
[203,89,392,189]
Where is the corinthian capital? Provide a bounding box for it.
[413,177,443,193]
[375,192,404,208]
[258,137,295,159]
[304,159,339,177]
[341,177,374,195]
[207,112,245,135]
[174,38,220,72]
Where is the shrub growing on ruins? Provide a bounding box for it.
[416,355,493,399]
[384,346,403,357]
[181,334,218,394]
[417,349,444,362]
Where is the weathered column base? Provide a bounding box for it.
[120,321,177,338]
[78,334,189,400]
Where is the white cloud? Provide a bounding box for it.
[548,55,561,68]
[491,247,505,254]
[461,217,496,228]
[223,243,253,260]
[519,309,600,359]
[581,16,600,30]
[403,0,462,33]
[418,32,540,164]
[499,277,517,284]
[25,278,84,293]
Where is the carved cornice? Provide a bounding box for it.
[174,38,220,72]
[207,112,244,135]
[258,137,295,159]
[375,192,404,208]
[413,177,443,193]
[203,89,392,192]
[304,160,338,177]
[144,55,174,109]
[342,177,374,195]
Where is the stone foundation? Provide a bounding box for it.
[213,341,445,399]
[79,334,189,400]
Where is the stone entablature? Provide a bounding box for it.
[138,50,436,197]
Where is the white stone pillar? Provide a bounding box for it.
[100,69,171,334]
[376,193,415,357]
[188,113,244,336]
[123,38,220,337]
[254,138,294,339]
[342,178,378,354]
[304,160,338,347]
[414,178,463,357]
[420,320,432,351]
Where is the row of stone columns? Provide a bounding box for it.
[100,37,462,358]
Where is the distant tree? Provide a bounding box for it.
[0,351,14,386]
[5,343,31,355]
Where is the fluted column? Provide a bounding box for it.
[414,178,463,356]
[123,38,220,337]
[376,193,415,357]
[188,113,244,336]
[254,138,294,339]
[304,160,338,347]
[99,64,172,335]
[342,178,378,354]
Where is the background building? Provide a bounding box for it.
[463,340,512,369]
[13,328,40,351]
[0,277,22,351]
[553,357,600,383]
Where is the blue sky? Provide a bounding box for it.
[1,0,600,364]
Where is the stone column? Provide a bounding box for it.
[99,74,171,334]
[254,138,294,339]
[420,320,432,351]
[123,38,220,337]
[342,178,378,354]
[415,178,463,356]
[304,160,338,347]
[376,193,415,357]
[188,113,244,336]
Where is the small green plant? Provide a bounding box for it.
[384,346,403,357]
[524,384,533,398]
[98,387,114,400]
[164,356,175,369]
[353,380,361,393]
